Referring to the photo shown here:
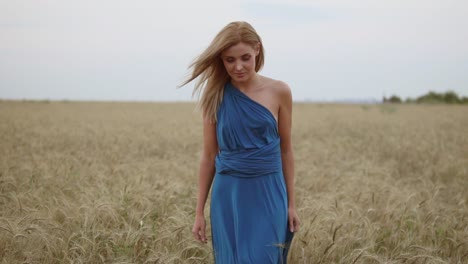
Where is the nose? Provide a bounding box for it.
[235,62,243,71]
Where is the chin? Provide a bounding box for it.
[231,74,249,83]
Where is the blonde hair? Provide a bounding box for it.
[179,21,265,122]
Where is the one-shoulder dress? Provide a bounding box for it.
[210,82,294,263]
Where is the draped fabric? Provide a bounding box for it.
[210,82,294,263]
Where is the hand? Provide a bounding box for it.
[192,215,207,243]
[288,207,300,233]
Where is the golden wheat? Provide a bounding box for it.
[0,101,467,263]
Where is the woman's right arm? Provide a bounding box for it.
[192,116,218,243]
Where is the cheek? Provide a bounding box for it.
[246,60,256,70]
[222,61,233,71]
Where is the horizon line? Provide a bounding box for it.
[0,98,384,104]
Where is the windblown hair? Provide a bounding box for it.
[179,21,265,122]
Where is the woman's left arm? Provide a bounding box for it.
[277,81,300,233]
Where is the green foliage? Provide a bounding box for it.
[388,95,402,103]
[383,95,402,104]
[415,90,466,104]
[385,90,467,104]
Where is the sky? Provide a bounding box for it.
[1,0,467,102]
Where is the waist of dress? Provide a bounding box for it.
[215,138,282,178]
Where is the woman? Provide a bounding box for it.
[181,21,300,263]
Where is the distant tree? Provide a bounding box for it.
[386,90,467,104]
[416,91,443,103]
[387,95,402,103]
[443,91,461,104]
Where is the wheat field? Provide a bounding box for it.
[0,101,467,263]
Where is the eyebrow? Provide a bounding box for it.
[224,53,252,59]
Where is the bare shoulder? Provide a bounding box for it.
[260,76,291,98]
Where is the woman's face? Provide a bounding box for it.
[221,42,260,84]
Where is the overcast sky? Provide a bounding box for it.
[1,0,467,102]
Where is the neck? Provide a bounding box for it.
[231,73,261,91]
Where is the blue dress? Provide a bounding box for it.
[210,82,294,263]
